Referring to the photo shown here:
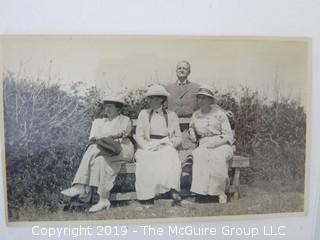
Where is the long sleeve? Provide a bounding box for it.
[169,112,182,148]
[189,113,196,130]
[135,110,149,149]
[89,116,132,140]
[190,108,235,149]
[115,115,132,139]
[89,119,99,140]
[123,118,132,137]
[219,112,235,145]
[188,113,198,142]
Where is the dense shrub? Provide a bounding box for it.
[252,100,306,186]
[3,74,306,219]
[4,73,96,217]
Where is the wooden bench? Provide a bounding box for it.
[109,117,250,202]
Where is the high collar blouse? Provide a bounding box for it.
[189,104,234,144]
[89,114,132,140]
[135,109,182,149]
[149,107,169,136]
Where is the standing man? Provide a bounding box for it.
[166,60,199,117]
[166,60,199,190]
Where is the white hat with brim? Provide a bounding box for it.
[194,85,216,98]
[145,84,170,97]
[98,95,125,105]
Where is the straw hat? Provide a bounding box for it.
[98,89,126,105]
[145,84,170,97]
[100,95,125,105]
[195,85,216,98]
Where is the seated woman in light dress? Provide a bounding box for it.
[188,85,234,203]
[61,94,134,212]
[134,84,182,206]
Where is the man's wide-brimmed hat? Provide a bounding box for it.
[145,84,170,97]
[194,85,216,98]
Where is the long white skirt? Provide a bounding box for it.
[73,140,133,196]
[191,142,233,196]
[135,139,181,200]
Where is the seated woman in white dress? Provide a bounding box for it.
[188,85,234,203]
[135,84,182,205]
[61,94,134,212]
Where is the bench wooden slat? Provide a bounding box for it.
[178,117,191,125]
[109,185,248,201]
[119,155,249,174]
[132,117,190,127]
[230,156,250,168]
[109,192,137,201]
[114,117,250,202]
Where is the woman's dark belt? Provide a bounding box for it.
[150,134,167,139]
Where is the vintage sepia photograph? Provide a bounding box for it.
[0,36,309,223]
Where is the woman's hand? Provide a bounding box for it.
[203,136,228,149]
[188,128,197,143]
[148,137,172,151]
[149,142,168,151]
[109,130,128,139]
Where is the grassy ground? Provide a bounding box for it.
[11,186,304,222]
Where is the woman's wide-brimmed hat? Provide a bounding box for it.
[194,85,216,98]
[98,92,125,106]
[101,95,125,105]
[145,84,170,97]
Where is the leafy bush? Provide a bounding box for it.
[252,100,306,186]
[4,73,96,217]
[3,73,306,220]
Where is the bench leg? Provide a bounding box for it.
[231,168,241,200]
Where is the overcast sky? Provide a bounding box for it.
[0,36,309,105]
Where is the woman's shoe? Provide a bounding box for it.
[78,191,92,203]
[171,189,182,206]
[171,189,181,200]
[88,199,111,213]
[219,194,227,204]
[61,186,84,197]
